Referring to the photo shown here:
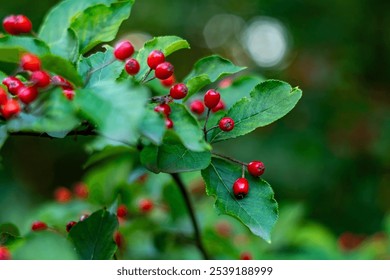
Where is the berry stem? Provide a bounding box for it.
[84,58,116,85]
[205,125,219,133]
[171,173,210,260]
[140,68,152,83]
[203,108,211,141]
[212,152,248,166]
[242,164,245,178]
[142,76,156,84]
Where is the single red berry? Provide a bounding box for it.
[219,117,235,132]
[63,89,75,100]
[240,252,253,260]
[3,15,17,35]
[0,246,11,260]
[125,58,140,75]
[54,187,72,203]
[114,231,124,248]
[0,87,8,105]
[147,50,165,69]
[66,221,77,233]
[211,100,225,112]
[233,178,249,199]
[31,221,48,231]
[338,232,365,251]
[52,75,73,90]
[1,99,20,119]
[117,204,128,218]
[215,221,232,238]
[139,199,154,213]
[160,74,175,87]
[114,40,135,60]
[218,77,233,89]
[3,15,32,35]
[31,71,51,88]
[17,86,38,104]
[154,103,171,116]
[21,53,41,71]
[73,182,88,199]
[165,118,174,129]
[3,76,24,95]
[247,161,265,177]
[190,100,205,115]
[169,83,188,99]
[155,62,174,80]
[79,214,89,222]
[204,89,220,109]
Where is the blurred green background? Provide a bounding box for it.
[1,0,390,259]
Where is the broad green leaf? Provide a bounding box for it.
[201,158,278,242]
[71,1,134,54]
[183,55,246,100]
[210,80,302,143]
[41,54,83,86]
[140,145,160,173]
[84,145,134,168]
[12,231,78,260]
[169,103,210,152]
[135,36,190,80]
[139,105,166,145]
[75,81,148,145]
[68,209,118,260]
[0,36,49,63]
[78,46,124,88]
[0,223,21,246]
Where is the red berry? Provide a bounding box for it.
[3,15,32,35]
[154,103,171,116]
[21,53,41,71]
[169,83,188,99]
[165,118,174,129]
[0,246,11,260]
[204,89,220,109]
[31,71,51,88]
[211,100,225,112]
[139,199,154,213]
[160,75,175,87]
[240,252,252,260]
[190,100,205,115]
[125,58,140,75]
[114,40,134,60]
[17,86,38,104]
[114,231,124,248]
[66,221,77,232]
[147,50,165,69]
[0,87,8,105]
[54,187,72,203]
[73,182,88,199]
[52,75,73,90]
[218,77,233,89]
[1,99,20,119]
[117,204,128,218]
[3,16,17,35]
[247,161,265,177]
[31,221,48,231]
[63,89,75,100]
[219,117,235,132]
[79,214,89,221]
[3,76,24,95]
[155,62,174,80]
[233,178,249,199]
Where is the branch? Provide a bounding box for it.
[212,152,247,166]
[171,173,210,260]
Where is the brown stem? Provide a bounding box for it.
[212,152,248,166]
[203,108,211,141]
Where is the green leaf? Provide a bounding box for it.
[169,103,210,152]
[75,81,148,145]
[135,36,190,80]
[183,55,246,100]
[210,80,302,143]
[0,223,21,246]
[41,54,83,86]
[201,158,278,242]
[0,125,7,150]
[78,46,124,88]
[0,36,49,63]
[139,105,166,145]
[68,209,118,260]
[140,145,160,174]
[70,1,134,54]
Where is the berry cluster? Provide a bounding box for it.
[2,14,32,35]
[114,40,140,75]
[54,182,89,203]
[232,161,265,199]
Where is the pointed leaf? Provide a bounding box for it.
[139,105,166,145]
[41,54,83,86]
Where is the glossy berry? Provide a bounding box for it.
[247,161,265,177]
[31,71,51,88]
[169,83,188,99]
[160,75,175,87]
[17,86,38,104]
[155,62,174,80]
[240,252,253,260]
[165,118,174,129]
[63,89,75,100]
[54,187,72,203]
[190,100,205,115]
[73,182,88,199]
[21,53,41,71]
[147,50,165,69]
[0,246,11,260]
[114,40,134,60]
[1,99,20,119]
[139,199,154,213]
[3,15,32,35]
[233,178,249,199]
[52,75,73,90]
[154,103,171,116]
[31,221,48,231]
[211,100,225,112]
[3,76,24,95]
[219,117,235,132]
[125,58,140,75]
[117,205,128,218]
[66,221,77,233]
[204,89,220,109]
[79,214,89,221]
[0,87,8,105]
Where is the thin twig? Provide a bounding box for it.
[171,173,210,260]
[203,108,211,141]
[140,68,152,83]
[212,152,248,166]
[205,125,218,134]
